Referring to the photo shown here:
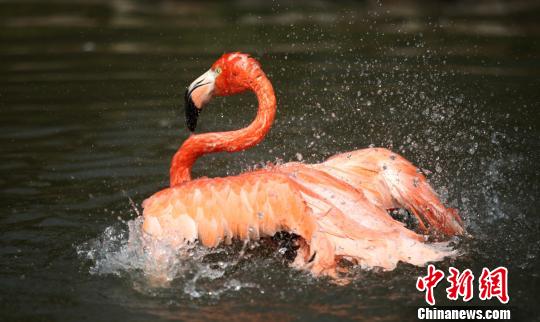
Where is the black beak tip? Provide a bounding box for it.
[185,89,200,132]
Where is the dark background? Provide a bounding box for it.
[1,1,539,321]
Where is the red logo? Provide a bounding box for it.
[416,264,445,305]
[416,266,509,305]
[479,267,509,304]
[446,267,474,302]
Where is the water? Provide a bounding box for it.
[1,1,539,321]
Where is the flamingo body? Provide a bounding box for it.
[141,53,464,277]
[143,147,462,276]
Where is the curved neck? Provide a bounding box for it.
[170,73,276,186]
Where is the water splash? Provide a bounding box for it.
[76,217,263,298]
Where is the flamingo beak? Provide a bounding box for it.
[185,69,216,132]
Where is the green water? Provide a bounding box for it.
[1,1,539,321]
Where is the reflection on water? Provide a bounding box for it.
[1,0,539,321]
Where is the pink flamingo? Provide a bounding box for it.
[141,53,463,277]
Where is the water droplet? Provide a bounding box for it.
[468,142,478,155]
[82,41,96,52]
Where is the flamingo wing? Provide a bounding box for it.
[274,163,456,276]
[319,148,464,236]
[142,171,316,248]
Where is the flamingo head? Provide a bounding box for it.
[185,52,261,131]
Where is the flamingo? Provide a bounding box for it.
[141,52,464,277]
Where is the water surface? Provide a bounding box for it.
[1,1,539,321]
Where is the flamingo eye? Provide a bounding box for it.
[215,67,222,74]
